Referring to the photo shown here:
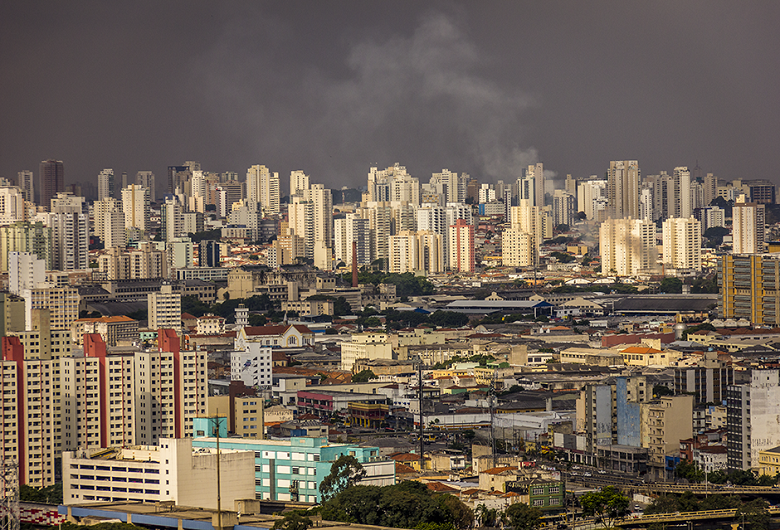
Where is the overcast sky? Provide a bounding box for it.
[2,1,779,192]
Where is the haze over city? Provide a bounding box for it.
[2,1,780,188]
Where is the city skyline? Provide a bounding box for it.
[2,2,780,189]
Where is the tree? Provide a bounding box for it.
[550,251,575,263]
[703,226,729,248]
[187,229,222,243]
[580,485,630,528]
[659,277,683,294]
[436,494,474,530]
[505,503,542,530]
[653,385,674,398]
[352,370,377,383]
[273,512,313,530]
[19,483,63,504]
[319,455,366,501]
[474,504,499,528]
[334,296,352,317]
[681,322,717,340]
[736,499,770,530]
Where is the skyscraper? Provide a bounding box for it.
[599,217,657,276]
[289,170,310,198]
[18,170,34,202]
[672,166,692,219]
[121,184,151,232]
[45,193,89,271]
[97,168,114,201]
[93,197,127,249]
[448,219,475,273]
[526,162,545,208]
[732,199,766,254]
[246,164,280,216]
[136,171,156,203]
[607,160,640,219]
[167,165,189,195]
[39,159,64,208]
[662,217,701,272]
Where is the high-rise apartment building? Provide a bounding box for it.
[288,196,315,259]
[727,370,780,470]
[38,193,88,271]
[93,197,127,249]
[526,163,545,208]
[607,160,640,219]
[0,185,26,224]
[199,240,223,268]
[309,184,333,269]
[148,284,182,331]
[0,330,207,487]
[135,171,156,203]
[647,172,674,221]
[97,168,114,201]
[718,253,780,325]
[672,166,692,219]
[511,200,544,261]
[432,169,466,204]
[39,159,64,208]
[121,184,150,232]
[97,244,167,281]
[388,231,417,273]
[577,180,608,221]
[161,198,184,242]
[599,217,657,277]
[18,170,34,202]
[448,219,475,273]
[167,165,189,195]
[134,329,207,443]
[0,338,58,487]
[246,164,280,216]
[661,217,701,272]
[23,286,80,331]
[703,173,718,206]
[0,221,53,272]
[674,351,733,405]
[732,199,765,254]
[334,214,371,268]
[289,170,310,197]
[501,228,534,267]
[552,189,576,227]
[9,252,47,295]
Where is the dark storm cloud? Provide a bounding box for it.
[193,9,538,186]
[1,1,779,190]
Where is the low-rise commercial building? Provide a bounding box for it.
[62,437,255,507]
[191,434,395,503]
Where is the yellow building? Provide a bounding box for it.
[620,345,680,367]
[719,253,780,326]
[758,446,780,476]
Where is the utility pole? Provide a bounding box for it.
[490,369,497,469]
[214,414,223,530]
[418,360,425,472]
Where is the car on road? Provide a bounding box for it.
[598,470,607,474]
[583,472,592,477]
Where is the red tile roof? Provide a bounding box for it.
[482,466,517,475]
[426,482,458,492]
[395,462,417,474]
